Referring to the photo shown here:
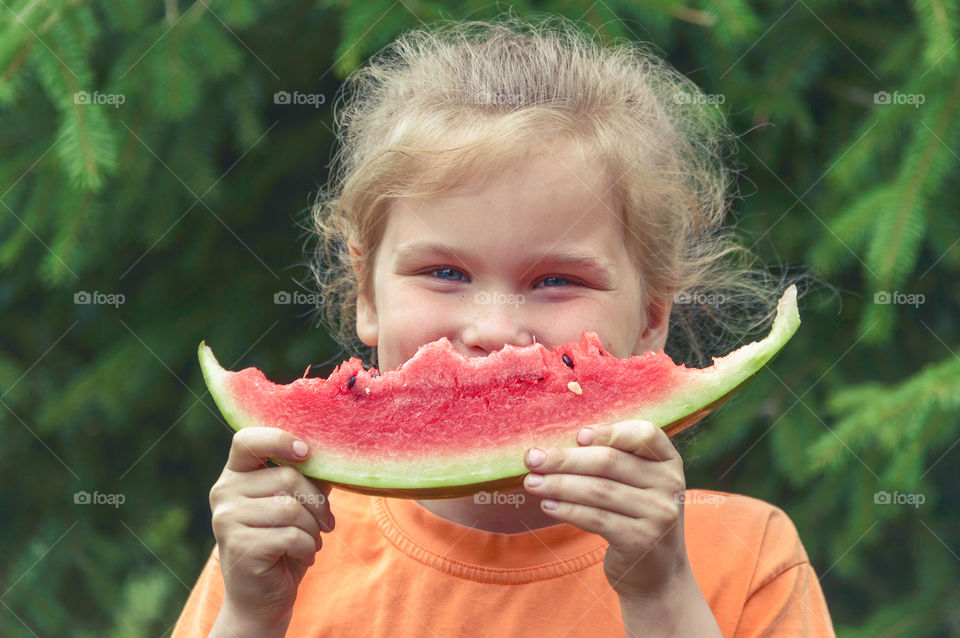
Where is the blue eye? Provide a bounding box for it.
[535,276,571,288]
[433,267,467,281]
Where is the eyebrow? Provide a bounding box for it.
[392,241,616,284]
[393,242,478,267]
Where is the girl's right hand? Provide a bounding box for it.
[208,427,334,636]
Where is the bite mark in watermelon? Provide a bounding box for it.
[200,286,800,498]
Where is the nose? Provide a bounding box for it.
[460,293,533,355]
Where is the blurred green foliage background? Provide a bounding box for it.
[2,1,959,636]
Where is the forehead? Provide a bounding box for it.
[394,124,609,195]
[382,147,630,261]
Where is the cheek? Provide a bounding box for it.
[503,290,635,353]
[544,300,642,357]
[375,286,463,369]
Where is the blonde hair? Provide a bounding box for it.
[305,13,785,368]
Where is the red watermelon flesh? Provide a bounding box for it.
[200,286,800,498]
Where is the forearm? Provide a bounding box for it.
[208,600,291,638]
[619,568,723,638]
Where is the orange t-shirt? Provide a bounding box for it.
[172,488,835,637]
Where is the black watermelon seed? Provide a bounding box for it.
[347,374,357,389]
[562,353,574,368]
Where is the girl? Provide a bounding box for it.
[174,14,834,637]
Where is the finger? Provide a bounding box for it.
[533,498,682,551]
[582,421,678,462]
[226,427,310,473]
[244,467,332,533]
[532,499,649,548]
[240,494,325,537]
[523,472,652,518]
[306,477,334,500]
[228,465,311,499]
[218,465,333,535]
[524,444,666,489]
[241,525,319,568]
[305,478,336,531]
[281,473,333,533]
[238,466,330,503]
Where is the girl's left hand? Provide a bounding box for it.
[523,420,689,599]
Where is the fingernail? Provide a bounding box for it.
[542,499,559,510]
[525,473,543,487]
[293,440,308,458]
[526,448,545,467]
[326,513,335,531]
[577,428,594,445]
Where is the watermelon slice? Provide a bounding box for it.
[200,286,800,498]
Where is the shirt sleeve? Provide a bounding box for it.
[171,546,225,638]
[733,507,836,638]
[735,561,835,637]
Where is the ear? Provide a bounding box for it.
[350,244,379,347]
[634,295,672,354]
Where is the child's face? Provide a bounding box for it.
[355,141,671,371]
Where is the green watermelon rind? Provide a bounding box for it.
[199,286,800,492]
